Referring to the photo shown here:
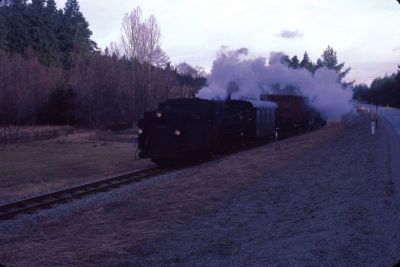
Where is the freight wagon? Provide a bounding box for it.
[261,95,310,129]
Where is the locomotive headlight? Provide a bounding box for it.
[138,128,143,135]
[156,112,162,118]
[174,129,181,136]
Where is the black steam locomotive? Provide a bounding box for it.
[137,95,324,166]
[137,98,277,166]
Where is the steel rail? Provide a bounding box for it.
[0,167,166,220]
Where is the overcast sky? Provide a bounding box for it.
[55,0,399,85]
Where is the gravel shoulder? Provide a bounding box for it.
[1,114,399,266]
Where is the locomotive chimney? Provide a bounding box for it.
[227,81,239,101]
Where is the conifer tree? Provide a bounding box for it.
[60,0,96,68]
[0,6,8,52]
[42,0,60,65]
[300,52,314,73]
[289,55,300,69]
[45,0,56,11]
[7,0,30,54]
[27,0,45,52]
[318,46,351,85]
[25,0,60,65]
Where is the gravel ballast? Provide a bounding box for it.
[1,114,399,266]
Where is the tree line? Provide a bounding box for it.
[353,66,400,108]
[0,1,206,130]
[0,0,96,66]
[281,46,352,87]
[5,0,393,130]
[282,47,400,107]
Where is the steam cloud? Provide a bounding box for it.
[197,48,353,121]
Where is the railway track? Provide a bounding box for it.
[0,127,315,221]
[0,167,167,220]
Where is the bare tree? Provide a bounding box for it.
[176,62,206,78]
[176,62,207,98]
[120,7,146,62]
[120,7,146,122]
[152,46,169,68]
[120,7,170,119]
[143,15,160,111]
[108,42,121,58]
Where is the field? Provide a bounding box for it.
[0,128,154,203]
[0,125,75,143]
[1,115,400,266]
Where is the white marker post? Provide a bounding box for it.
[275,128,280,150]
[371,119,376,135]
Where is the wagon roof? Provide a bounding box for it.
[244,99,278,109]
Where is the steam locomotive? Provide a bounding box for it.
[137,95,320,166]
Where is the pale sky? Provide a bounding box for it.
[55,0,400,85]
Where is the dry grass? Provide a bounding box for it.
[4,118,396,266]
[1,125,73,134]
[0,130,154,203]
[0,125,75,143]
[4,124,344,266]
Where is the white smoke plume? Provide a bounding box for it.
[197,48,353,121]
